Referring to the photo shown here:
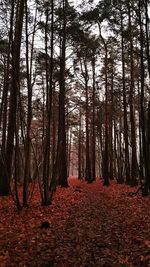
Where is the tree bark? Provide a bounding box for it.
[56,0,68,187]
[120,11,131,184]
[0,0,25,196]
[128,2,138,186]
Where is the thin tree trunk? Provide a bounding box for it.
[91,57,96,181]
[23,0,33,206]
[78,106,82,179]
[84,59,92,183]
[128,2,138,186]
[109,60,114,180]
[139,0,150,194]
[101,34,109,186]
[121,11,131,184]
[56,0,68,187]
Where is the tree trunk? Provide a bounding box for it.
[139,0,150,194]
[128,2,138,186]
[23,0,33,206]
[121,11,131,185]
[84,60,92,183]
[78,105,82,179]
[91,57,96,181]
[102,36,109,186]
[56,0,68,187]
[0,0,25,196]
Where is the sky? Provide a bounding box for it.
[71,0,99,10]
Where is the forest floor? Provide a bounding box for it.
[1,178,150,267]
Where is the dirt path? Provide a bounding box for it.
[1,178,150,266]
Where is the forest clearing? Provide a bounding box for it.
[1,177,150,267]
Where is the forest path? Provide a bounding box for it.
[52,179,150,267]
[1,178,150,266]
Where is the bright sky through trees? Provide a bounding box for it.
[72,0,99,8]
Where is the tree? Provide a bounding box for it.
[138,0,150,195]
[55,0,68,187]
[0,0,25,196]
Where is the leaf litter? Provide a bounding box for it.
[0,178,150,266]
